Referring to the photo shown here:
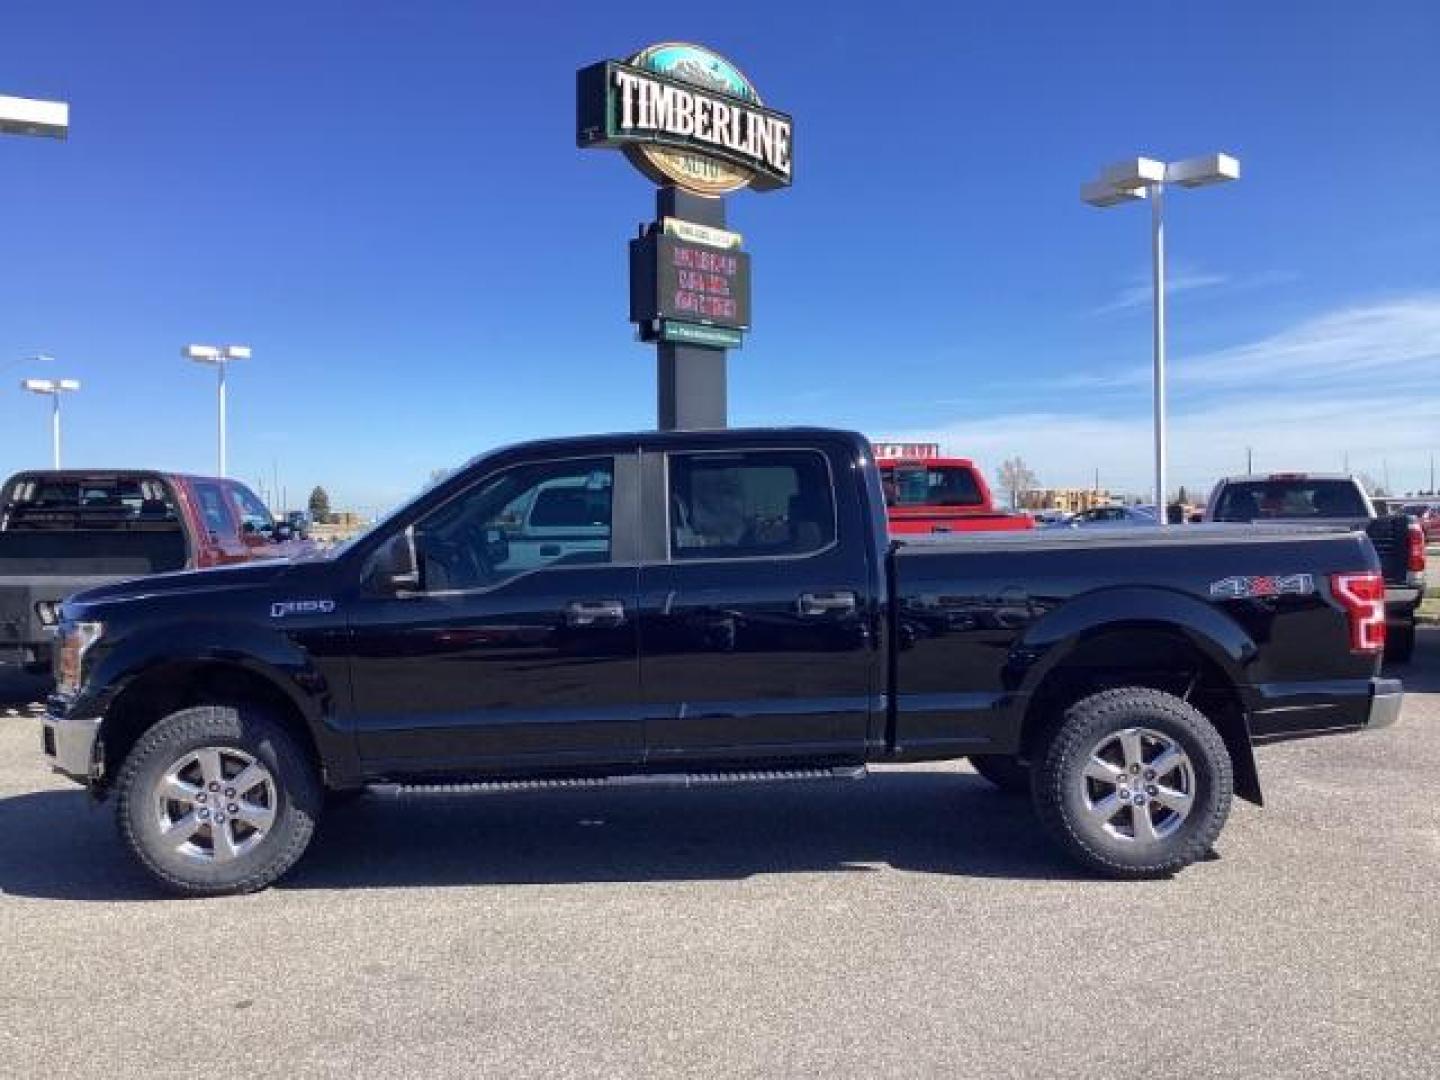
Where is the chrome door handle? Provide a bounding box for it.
[797,590,858,617]
[565,599,626,627]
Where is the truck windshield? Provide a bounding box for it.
[1212,480,1368,521]
[884,465,984,508]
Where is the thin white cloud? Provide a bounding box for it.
[1090,268,1298,318]
[897,391,1440,499]
[1091,269,1229,315]
[1068,293,1440,390]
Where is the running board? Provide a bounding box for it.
[366,765,867,798]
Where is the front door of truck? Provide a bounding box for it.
[344,453,643,773]
[637,444,878,765]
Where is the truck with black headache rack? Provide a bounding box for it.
[41,429,1401,895]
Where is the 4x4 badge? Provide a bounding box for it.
[1209,574,1314,600]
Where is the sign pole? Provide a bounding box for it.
[578,41,790,434]
[655,186,728,431]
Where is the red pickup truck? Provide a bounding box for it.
[1,470,313,673]
[873,443,1035,535]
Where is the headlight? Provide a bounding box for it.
[55,621,103,696]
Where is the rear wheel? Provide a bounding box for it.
[115,705,321,897]
[968,754,1029,794]
[1032,687,1232,878]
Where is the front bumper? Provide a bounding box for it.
[41,710,102,784]
[1367,677,1403,730]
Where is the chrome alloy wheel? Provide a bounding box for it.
[153,746,277,863]
[1081,727,1195,843]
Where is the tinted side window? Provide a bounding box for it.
[229,484,274,532]
[668,450,835,560]
[415,458,613,592]
[193,482,234,536]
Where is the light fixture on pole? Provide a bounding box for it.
[0,94,69,140]
[21,375,81,468]
[184,344,252,477]
[1082,152,1240,523]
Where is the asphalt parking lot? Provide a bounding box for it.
[2,636,1437,1080]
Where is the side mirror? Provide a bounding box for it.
[485,526,509,566]
[364,526,420,594]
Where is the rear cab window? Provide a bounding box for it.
[667,449,836,560]
[1213,480,1369,522]
[881,464,984,508]
[0,475,179,531]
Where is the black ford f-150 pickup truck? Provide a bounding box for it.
[41,429,1402,895]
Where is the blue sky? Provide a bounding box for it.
[2,0,1437,511]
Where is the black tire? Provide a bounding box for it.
[968,754,1030,795]
[115,705,321,897]
[1032,687,1232,879]
[1386,621,1416,664]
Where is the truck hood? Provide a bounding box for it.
[67,559,300,607]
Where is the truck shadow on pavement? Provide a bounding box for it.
[1391,625,1440,693]
[0,772,1089,901]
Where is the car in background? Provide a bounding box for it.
[1030,509,1072,526]
[1204,473,1426,661]
[283,510,313,539]
[1,469,313,675]
[872,442,1034,535]
[1049,504,1161,529]
[1399,502,1440,544]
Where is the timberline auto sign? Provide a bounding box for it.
[577,42,792,196]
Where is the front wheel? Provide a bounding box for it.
[1032,688,1233,878]
[115,705,321,897]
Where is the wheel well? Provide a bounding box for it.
[1020,628,1262,805]
[99,662,320,790]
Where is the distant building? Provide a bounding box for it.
[1019,488,1115,513]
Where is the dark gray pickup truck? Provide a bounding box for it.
[1205,473,1427,660]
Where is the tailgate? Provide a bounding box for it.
[1,574,140,652]
[888,511,1034,535]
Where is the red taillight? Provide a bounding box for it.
[1407,522,1426,573]
[1330,571,1386,654]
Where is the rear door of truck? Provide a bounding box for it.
[635,436,879,765]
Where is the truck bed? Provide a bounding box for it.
[894,520,1363,552]
[887,522,1379,758]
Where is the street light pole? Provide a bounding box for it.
[51,391,61,468]
[218,360,227,477]
[20,376,81,468]
[184,344,251,477]
[1082,153,1240,525]
[1151,181,1166,517]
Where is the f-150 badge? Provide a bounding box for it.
[1209,574,1315,600]
[270,600,337,618]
